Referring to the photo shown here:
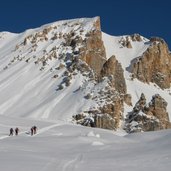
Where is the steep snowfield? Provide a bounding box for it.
[0,17,100,120]
[102,32,150,72]
[102,32,171,119]
[0,116,171,171]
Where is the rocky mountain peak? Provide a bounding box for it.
[0,17,171,133]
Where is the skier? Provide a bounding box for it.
[33,126,37,134]
[15,127,19,136]
[9,128,14,136]
[30,127,34,136]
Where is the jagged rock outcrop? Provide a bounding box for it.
[147,94,170,125]
[131,37,171,89]
[125,93,171,133]
[95,55,126,130]
[101,55,126,94]
[119,34,143,48]
[98,97,124,129]
[130,34,143,42]
[124,94,132,106]
[79,17,106,76]
[73,88,124,130]
[73,19,126,130]
[119,36,132,48]
[94,114,116,130]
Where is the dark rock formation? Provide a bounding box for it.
[99,98,124,129]
[79,17,106,76]
[124,94,132,106]
[75,18,126,130]
[101,55,126,94]
[125,93,171,133]
[131,38,171,89]
[94,114,116,130]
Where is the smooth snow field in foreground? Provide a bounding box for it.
[0,115,171,171]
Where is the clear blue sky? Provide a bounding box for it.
[0,0,171,48]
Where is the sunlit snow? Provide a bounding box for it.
[0,17,171,171]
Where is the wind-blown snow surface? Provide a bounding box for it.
[0,116,171,171]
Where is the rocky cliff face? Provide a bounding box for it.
[74,62,126,130]
[125,93,171,133]
[131,38,171,89]
[101,55,126,94]
[72,18,126,130]
[79,17,107,76]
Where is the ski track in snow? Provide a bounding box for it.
[62,154,83,171]
[34,122,64,135]
[42,153,83,171]
[0,122,64,140]
[42,158,59,171]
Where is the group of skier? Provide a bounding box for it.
[9,126,37,136]
[9,127,19,136]
[30,126,37,136]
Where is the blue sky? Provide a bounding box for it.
[0,0,171,48]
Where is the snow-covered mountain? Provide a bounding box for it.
[0,16,171,132]
[1,16,171,171]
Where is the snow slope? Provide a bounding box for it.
[0,17,100,121]
[0,116,171,171]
